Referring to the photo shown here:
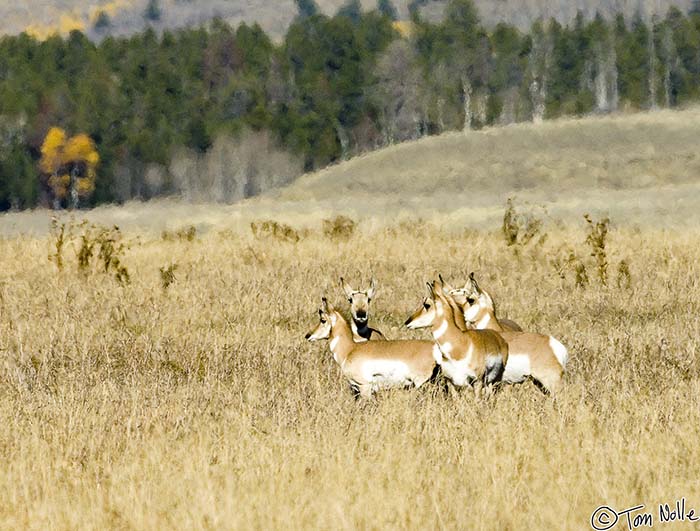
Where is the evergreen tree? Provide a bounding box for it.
[144,0,162,22]
[377,0,398,21]
[93,11,111,32]
[337,0,362,24]
[295,0,319,19]
[690,0,700,17]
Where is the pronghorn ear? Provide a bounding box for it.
[322,297,335,313]
[367,278,377,300]
[469,272,482,293]
[340,277,354,299]
[439,273,455,293]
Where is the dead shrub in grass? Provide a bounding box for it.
[322,215,356,240]
[162,226,197,242]
[502,197,547,255]
[584,214,610,286]
[251,220,301,243]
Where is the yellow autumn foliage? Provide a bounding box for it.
[39,127,67,174]
[64,134,100,167]
[392,20,415,39]
[39,127,100,204]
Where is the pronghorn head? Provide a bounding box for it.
[446,272,491,322]
[404,283,436,329]
[340,277,376,325]
[305,298,335,341]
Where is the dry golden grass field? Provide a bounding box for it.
[1,110,700,530]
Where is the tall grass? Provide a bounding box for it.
[0,213,698,529]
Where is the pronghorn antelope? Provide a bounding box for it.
[305,298,436,398]
[404,279,509,393]
[340,277,386,342]
[407,279,568,394]
[442,273,523,332]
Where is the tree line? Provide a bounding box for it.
[1,0,700,210]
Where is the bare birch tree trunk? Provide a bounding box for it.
[661,27,674,108]
[437,97,446,133]
[69,166,79,210]
[649,30,658,110]
[462,76,472,132]
[609,43,619,111]
[530,79,546,124]
[335,123,349,160]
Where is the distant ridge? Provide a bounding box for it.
[3,0,694,41]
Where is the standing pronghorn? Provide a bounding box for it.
[407,278,568,394]
[404,278,509,393]
[306,298,436,398]
[442,273,523,332]
[340,277,386,342]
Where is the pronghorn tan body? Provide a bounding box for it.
[444,273,523,332]
[405,279,508,391]
[411,278,568,394]
[340,277,386,342]
[306,298,435,398]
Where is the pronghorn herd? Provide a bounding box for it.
[306,274,568,399]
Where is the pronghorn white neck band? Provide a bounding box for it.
[433,319,448,339]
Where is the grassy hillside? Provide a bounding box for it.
[4,0,693,40]
[268,107,700,227]
[2,107,699,236]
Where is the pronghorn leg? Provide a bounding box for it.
[446,379,461,398]
[358,384,374,399]
[531,368,563,396]
[472,379,484,400]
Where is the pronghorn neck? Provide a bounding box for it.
[444,293,468,332]
[431,297,465,355]
[328,312,355,365]
[351,318,372,342]
[468,305,503,332]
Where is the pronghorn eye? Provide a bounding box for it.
[320,319,327,324]
[467,298,476,305]
[423,302,430,310]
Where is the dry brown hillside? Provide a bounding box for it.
[4,0,693,40]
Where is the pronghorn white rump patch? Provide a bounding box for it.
[549,336,569,367]
[503,354,531,383]
[433,319,448,339]
[361,360,412,388]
